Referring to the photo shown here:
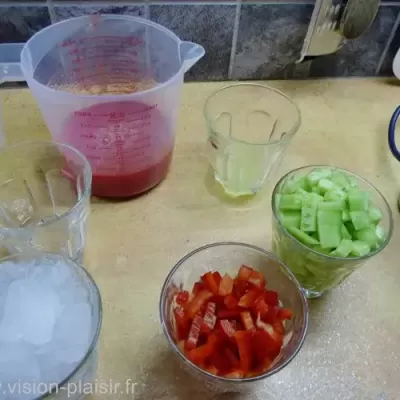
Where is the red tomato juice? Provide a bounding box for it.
[60,100,174,198]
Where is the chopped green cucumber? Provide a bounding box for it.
[300,195,318,232]
[331,171,350,188]
[347,189,369,212]
[306,168,333,187]
[280,211,301,229]
[355,227,379,248]
[279,194,302,210]
[324,188,347,202]
[341,224,352,240]
[342,209,351,222]
[368,207,382,223]
[317,210,342,226]
[330,239,353,257]
[350,241,371,257]
[318,178,335,194]
[275,194,282,210]
[318,200,345,211]
[286,226,319,246]
[318,224,341,249]
[349,211,371,230]
[375,225,386,244]
[282,175,308,194]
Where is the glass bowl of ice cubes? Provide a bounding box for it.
[0,251,102,400]
[271,165,393,299]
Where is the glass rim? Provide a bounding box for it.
[0,251,103,400]
[203,83,301,147]
[159,241,309,383]
[0,140,92,230]
[271,165,394,262]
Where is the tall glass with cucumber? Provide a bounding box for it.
[272,166,393,298]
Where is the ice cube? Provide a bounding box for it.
[50,260,72,286]
[53,303,92,364]
[0,279,61,345]
[0,342,41,397]
[58,277,89,305]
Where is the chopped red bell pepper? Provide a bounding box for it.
[185,314,203,350]
[248,270,265,288]
[224,369,245,379]
[264,290,279,306]
[240,311,256,332]
[233,279,251,298]
[218,319,236,340]
[202,302,217,334]
[218,273,234,296]
[224,293,239,309]
[192,281,205,295]
[238,288,261,308]
[277,307,293,320]
[256,314,283,345]
[234,330,253,373]
[173,306,189,340]
[272,320,285,335]
[186,289,213,319]
[204,365,219,375]
[238,265,253,280]
[172,265,293,379]
[253,295,269,319]
[201,272,220,295]
[217,308,242,319]
[224,347,240,368]
[213,272,222,287]
[176,290,189,306]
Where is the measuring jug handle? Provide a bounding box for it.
[180,41,205,73]
[389,105,400,161]
[0,43,25,84]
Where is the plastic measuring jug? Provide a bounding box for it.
[11,14,204,198]
[204,83,301,197]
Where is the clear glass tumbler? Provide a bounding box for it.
[159,242,309,392]
[271,166,394,299]
[204,84,301,197]
[0,141,92,262]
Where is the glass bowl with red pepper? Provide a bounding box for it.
[159,242,309,390]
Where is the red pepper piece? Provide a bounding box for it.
[272,320,285,335]
[277,308,293,320]
[173,306,189,340]
[176,290,189,306]
[186,289,213,319]
[224,294,239,309]
[248,270,265,288]
[253,295,269,319]
[233,279,251,298]
[217,308,242,319]
[224,347,240,368]
[204,365,219,375]
[256,314,283,346]
[264,290,279,306]
[253,328,282,361]
[245,356,273,377]
[218,319,236,340]
[237,265,253,280]
[224,369,245,379]
[202,302,217,334]
[192,281,205,295]
[187,332,219,364]
[240,311,256,331]
[218,273,234,296]
[213,272,222,287]
[201,272,220,295]
[185,314,203,350]
[238,288,261,308]
[234,330,253,373]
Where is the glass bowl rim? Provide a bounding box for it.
[159,241,309,383]
[0,251,103,399]
[271,164,394,261]
[203,83,301,147]
[0,140,92,231]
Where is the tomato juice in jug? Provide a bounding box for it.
[61,99,174,198]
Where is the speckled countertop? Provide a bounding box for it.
[2,79,400,400]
